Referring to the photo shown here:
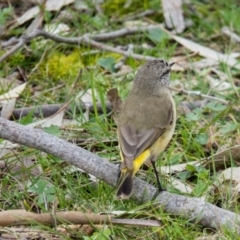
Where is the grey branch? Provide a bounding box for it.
[0,117,240,232]
[170,87,229,104]
[0,26,159,63]
[6,102,112,120]
[82,36,157,61]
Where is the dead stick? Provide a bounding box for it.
[0,26,159,63]
[0,210,161,227]
[7,102,112,120]
[0,210,110,227]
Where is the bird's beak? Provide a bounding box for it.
[169,62,175,67]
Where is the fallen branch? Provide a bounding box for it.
[0,210,160,227]
[0,210,110,227]
[6,102,112,120]
[82,36,157,61]
[0,26,159,63]
[0,117,240,232]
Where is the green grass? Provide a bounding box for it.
[0,0,240,239]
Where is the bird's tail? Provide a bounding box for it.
[116,169,134,199]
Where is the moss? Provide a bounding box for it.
[40,49,84,82]
[8,51,25,67]
[39,48,123,82]
[102,0,151,16]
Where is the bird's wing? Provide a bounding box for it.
[118,93,174,169]
[118,126,166,168]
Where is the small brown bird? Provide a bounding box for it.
[116,59,176,199]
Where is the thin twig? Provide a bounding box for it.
[0,38,27,62]
[0,26,160,63]
[171,87,229,104]
[82,36,157,61]
[124,10,156,21]
[0,31,42,63]
[111,219,160,227]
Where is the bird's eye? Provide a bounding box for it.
[161,68,170,76]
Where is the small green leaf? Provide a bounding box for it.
[192,180,208,196]
[29,179,47,195]
[186,108,203,121]
[186,164,198,173]
[0,7,13,25]
[196,168,209,180]
[205,102,227,112]
[220,123,239,134]
[147,29,164,43]
[97,57,116,72]
[169,154,183,164]
[88,227,112,240]
[44,125,63,137]
[28,179,56,204]
[195,133,208,145]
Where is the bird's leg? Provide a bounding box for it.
[117,163,121,180]
[151,159,165,192]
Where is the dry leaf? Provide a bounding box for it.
[206,75,232,92]
[1,227,59,240]
[76,89,94,122]
[0,140,19,159]
[0,77,22,90]
[57,224,96,236]
[124,20,150,28]
[16,0,75,26]
[202,145,240,170]
[28,110,65,127]
[208,167,240,207]
[217,167,240,193]
[196,233,224,240]
[191,58,218,70]
[62,118,79,126]
[25,10,44,35]
[66,165,98,183]
[161,161,198,175]
[42,110,65,127]
[171,146,240,172]
[44,23,70,35]
[211,68,228,81]
[1,98,16,119]
[172,35,240,69]
[0,82,27,102]
[162,0,185,34]
[7,156,43,180]
[229,52,240,58]
[169,177,193,193]
[222,26,240,44]
[169,56,187,71]
[112,64,132,77]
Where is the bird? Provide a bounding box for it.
[116,59,176,199]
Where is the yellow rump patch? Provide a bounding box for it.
[133,150,151,176]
